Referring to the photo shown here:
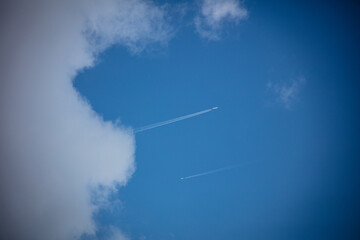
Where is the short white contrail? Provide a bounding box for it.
[180,162,251,180]
[134,107,219,133]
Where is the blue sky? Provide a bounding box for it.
[1,0,359,240]
[74,1,360,239]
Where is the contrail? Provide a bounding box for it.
[134,107,219,133]
[180,162,251,180]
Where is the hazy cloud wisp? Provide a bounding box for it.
[195,0,248,40]
[267,77,306,109]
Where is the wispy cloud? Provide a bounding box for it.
[84,0,173,54]
[267,77,306,109]
[194,0,248,40]
[108,227,130,240]
[0,0,172,239]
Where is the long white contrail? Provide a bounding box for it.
[180,162,251,180]
[134,107,219,133]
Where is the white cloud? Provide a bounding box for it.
[268,77,306,109]
[0,0,172,239]
[195,0,248,40]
